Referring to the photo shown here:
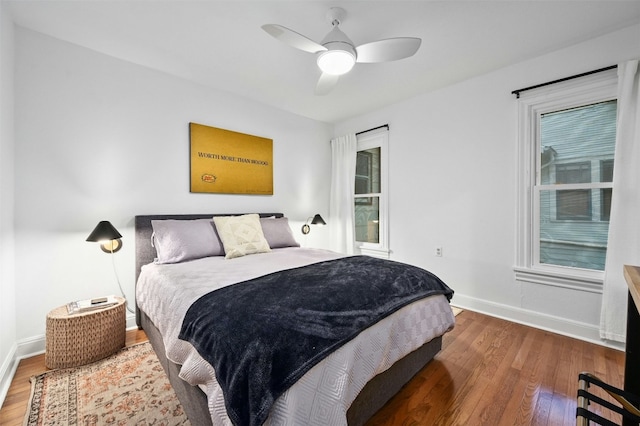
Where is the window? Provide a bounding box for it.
[515,69,617,290]
[554,162,592,221]
[354,130,388,258]
[600,159,614,222]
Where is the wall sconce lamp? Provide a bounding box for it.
[86,221,123,253]
[86,220,132,313]
[301,214,326,234]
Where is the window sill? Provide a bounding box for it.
[514,266,603,293]
[359,247,390,259]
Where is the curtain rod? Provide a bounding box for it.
[511,65,617,99]
[330,124,390,144]
[356,124,389,136]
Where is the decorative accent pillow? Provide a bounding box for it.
[213,214,271,259]
[152,219,224,264]
[260,217,300,248]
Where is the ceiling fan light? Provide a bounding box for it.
[317,50,356,75]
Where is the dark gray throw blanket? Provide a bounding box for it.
[178,255,453,426]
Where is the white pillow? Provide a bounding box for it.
[213,214,271,259]
[152,219,224,264]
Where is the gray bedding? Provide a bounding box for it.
[134,213,455,425]
[179,255,454,426]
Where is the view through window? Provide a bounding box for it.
[537,100,617,271]
[354,147,381,244]
[353,130,388,257]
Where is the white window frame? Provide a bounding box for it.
[355,129,389,259]
[514,69,617,292]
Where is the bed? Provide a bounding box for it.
[134,213,455,426]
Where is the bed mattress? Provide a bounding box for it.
[136,247,455,425]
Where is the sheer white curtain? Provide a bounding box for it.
[600,60,640,342]
[329,133,357,254]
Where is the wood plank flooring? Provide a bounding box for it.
[366,310,625,425]
[0,311,626,425]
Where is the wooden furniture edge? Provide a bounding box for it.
[624,265,640,313]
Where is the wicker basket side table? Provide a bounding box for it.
[45,297,126,369]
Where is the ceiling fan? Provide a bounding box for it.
[262,7,421,95]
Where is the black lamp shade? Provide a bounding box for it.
[310,214,326,225]
[86,221,122,242]
[301,214,326,234]
[87,221,123,253]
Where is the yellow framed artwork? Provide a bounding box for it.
[189,122,273,195]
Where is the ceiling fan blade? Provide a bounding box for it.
[315,73,340,95]
[262,24,327,54]
[356,37,421,63]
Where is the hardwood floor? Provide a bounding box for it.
[366,310,625,425]
[0,311,626,425]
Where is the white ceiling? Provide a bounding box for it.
[6,1,640,123]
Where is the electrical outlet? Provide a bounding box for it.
[435,246,443,257]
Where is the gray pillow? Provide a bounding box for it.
[260,217,300,249]
[152,219,224,264]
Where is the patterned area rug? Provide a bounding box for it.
[24,342,190,425]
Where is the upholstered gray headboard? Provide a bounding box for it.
[134,213,284,326]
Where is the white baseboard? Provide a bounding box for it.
[0,333,42,409]
[452,293,625,351]
[0,314,138,408]
[0,342,18,409]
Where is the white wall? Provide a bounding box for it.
[5,14,639,403]
[12,27,333,345]
[0,2,17,403]
[335,23,640,347]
